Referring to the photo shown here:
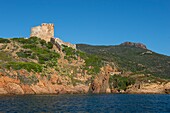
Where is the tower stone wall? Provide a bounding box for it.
[30,23,54,42]
[30,23,76,50]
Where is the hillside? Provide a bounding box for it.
[76,44,170,79]
[0,37,170,95]
[0,37,109,94]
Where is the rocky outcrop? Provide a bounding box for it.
[0,75,89,95]
[51,38,76,51]
[121,42,147,49]
[164,82,170,94]
[89,65,113,93]
[4,83,24,94]
[1,74,170,95]
[126,82,170,94]
[0,88,8,94]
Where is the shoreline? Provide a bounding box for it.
[0,92,169,96]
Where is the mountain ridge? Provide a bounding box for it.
[76,43,170,79]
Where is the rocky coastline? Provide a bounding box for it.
[1,69,170,95]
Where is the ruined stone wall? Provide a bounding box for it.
[30,23,76,50]
[54,38,76,49]
[30,23,54,42]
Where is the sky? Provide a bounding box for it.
[0,0,170,56]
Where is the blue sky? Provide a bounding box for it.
[0,0,170,56]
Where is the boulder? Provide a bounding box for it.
[4,83,24,94]
[21,85,35,94]
[0,88,8,94]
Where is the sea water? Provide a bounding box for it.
[0,94,170,113]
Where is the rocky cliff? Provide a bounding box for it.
[0,37,114,95]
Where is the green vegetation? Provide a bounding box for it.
[5,62,43,72]
[18,73,39,85]
[77,44,170,79]
[0,52,14,63]
[46,42,53,49]
[62,45,102,74]
[0,38,11,43]
[11,37,40,44]
[16,50,32,58]
[0,37,61,80]
[62,45,77,60]
[13,37,60,64]
[84,55,102,74]
[76,50,87,59]
[68,74,82,86]
[109,75,135,90]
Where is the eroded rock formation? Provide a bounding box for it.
[121,42,147,49]
[89,65,114,93]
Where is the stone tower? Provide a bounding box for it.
[30,23,54,42]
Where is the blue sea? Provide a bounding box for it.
[0,94,170,113]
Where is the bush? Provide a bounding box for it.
[109,75,135,90]
[84,55,102,74]
[40,39,46,46]
[22,43,60,64]
[77,51,87,59]
[0,52,13,62]
[37,51,60,64]
[22,44,37,49]
[11,38,29,44]
[62,45,76,56]
[0,38,11,43]
[16,50,32,58]
[12,37,40,44]
[27,36,40,44]
[46,42,53,49]
[6,62,43,72]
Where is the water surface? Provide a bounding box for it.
[0,94,170,113]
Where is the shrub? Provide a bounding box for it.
[0,38,11,43]
[84,55,102,74]
[37,51,60,64]
[62,45,76,56]
[6,62,43,72]
[22,43,60,64]
[46,42,53,49]
[40,39,46,46]
[77,51,87,59]
[109,75,135,90]
[12,37,40,44]
[0,52,13,62]
[16,50,32,58]
[22,44,37,49]
[11,38,29,44]
[27,36,39,44]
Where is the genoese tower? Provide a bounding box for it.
[30,23,54,42]
[30,23,76,49]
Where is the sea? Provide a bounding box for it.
[0,94,170,113]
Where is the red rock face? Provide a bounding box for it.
[0,73,89,95]
[89,65,114,93]
[121,42,147,49]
